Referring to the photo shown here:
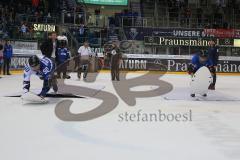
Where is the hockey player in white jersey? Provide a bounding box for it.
[22,42,58,102]
[23,54,57,96]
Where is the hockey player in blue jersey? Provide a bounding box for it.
[188,50,215,97]
[56,36,70,79]
[23,42,58,98]
[188,50,215,75]
[23,55,57,98]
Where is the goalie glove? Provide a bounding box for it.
[23,81,30,93]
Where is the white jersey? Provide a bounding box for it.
[78,46,92,56]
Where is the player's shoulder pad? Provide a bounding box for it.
[192,54,198,60]
[191,54,199,63]
[40,56,52,65]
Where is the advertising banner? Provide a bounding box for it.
[99,54,240,73]
[144,36,236,47]
[10,41,38,50]
[11,54,240,73]
[118,58,240,73]
[204,29,240,38]
[82,0,128,5]
[11,55,31,69]
[124,27,210,40]
[124,27,240,41]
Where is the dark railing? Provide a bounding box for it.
[16,14,58,24]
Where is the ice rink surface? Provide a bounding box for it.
[0,72,240,160]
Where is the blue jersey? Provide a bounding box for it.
[56,48,70,64]
[3,44,13,59]
[23,56,55,97]
[38,56,55,80]
[191,54,213,71]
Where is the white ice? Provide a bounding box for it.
[0,72,240,160]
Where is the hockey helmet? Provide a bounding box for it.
[28,55,40,67]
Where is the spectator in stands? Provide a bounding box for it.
[3,39,13,75]
[95,9,100,26]
[26,6,31,15]
[44,12,51,23]
[28,26,34,39]
[34,10,39,17]
[184,7,191,26]
[0,19,8,39]
[197,7,203,27]
[20,22,28,37]
[32,0,40,13]
[79,23,85,43]
[47,12,51,18]
[8,7,15,23]
[0,40,3,78]
[79,23,85,36]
